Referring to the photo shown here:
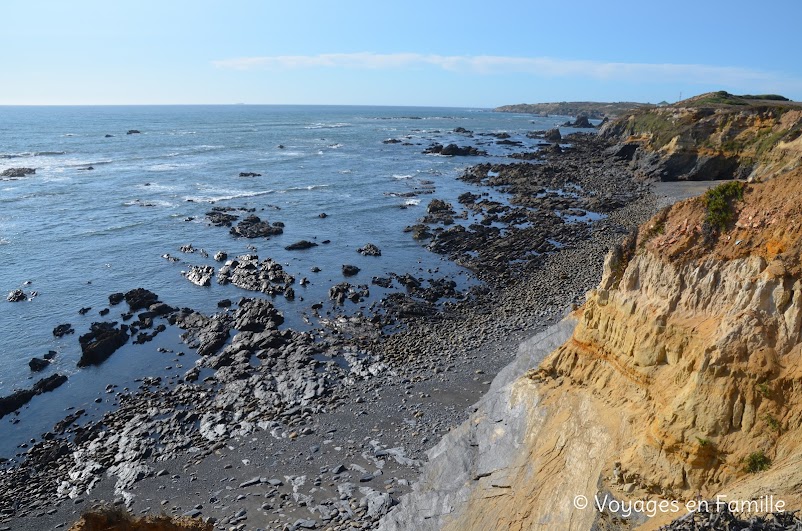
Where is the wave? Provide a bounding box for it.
[404,199,421,206]
[0,238,9,245]
[184,189,276,203]
[64,160,113,168]
[0,151,66,159]
[393,174,413,180]
[304,122,351,129]
[328,143,344,149]
[123,199,177,208]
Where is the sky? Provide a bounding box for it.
[2,0,801,107]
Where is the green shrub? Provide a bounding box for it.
[703,181,745,231]
[744,451,771,473]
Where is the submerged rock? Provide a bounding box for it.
[285,240,318,251]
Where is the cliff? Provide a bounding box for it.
[380,167,802,530]
[600,91,802,182]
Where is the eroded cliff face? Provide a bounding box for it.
[381,168,802,530]
[600,100,802,182]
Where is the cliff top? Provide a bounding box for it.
[674,90,801,109]
[494,101,654,119]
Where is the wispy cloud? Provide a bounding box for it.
[212,52,790,87]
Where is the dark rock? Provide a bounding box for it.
[232,297,284,332]
[126,130,141,135]
[77,322,129,367]
[318,213,328,218]
[53,324,75,337]
[124,288,159,311]
[544,128,562,142]
[1,168,36,178]
[174,310,230,356]
[207,211,239,227]
[230,215,284,239]
[43,350,57,360]
[108,292,125,305]
[79,307,91,315]
[148,302,175,316]
[217,254,295,296]
[562,115,594,128]
[427,199,454,214]
[357,243,381,257]
[104,134,113,138]
[29,357,50,372]
[214,251,228,261]
[382,138,402,144]
[371,276,393,288]
[424,143,486,156]
[0,374,67,419]
[453,127,473,134]
[285,240,318,251]
[217,299,232,308]
[238,172,261,177]
[342,264,360,277]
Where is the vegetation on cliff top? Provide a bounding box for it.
[493,101,654,119]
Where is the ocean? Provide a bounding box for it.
[0,104,571,456]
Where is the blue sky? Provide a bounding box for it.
[3,0,801,106]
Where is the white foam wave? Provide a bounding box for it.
[328,143,344,149]
[393,174,413,180]
[123,199,177,208]
[304,122,351,129]
[404,199,421,206]
[184,189,276,203]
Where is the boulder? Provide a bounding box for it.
[29,357,50,372]
[342,264,360,277]
[238,172,261,177]
[126,129,141,135]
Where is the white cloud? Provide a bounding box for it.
[212,52,791,87]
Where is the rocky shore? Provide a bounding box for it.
[1,131,663,531]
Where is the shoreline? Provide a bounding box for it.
[2,132,683,530]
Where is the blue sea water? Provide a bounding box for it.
[0,105,571,456]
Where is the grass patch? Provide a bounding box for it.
[695,436,712,447]
[703,181,745,231]
[744,451,771,473]
[757,382,770,398]
[764,414,781,432]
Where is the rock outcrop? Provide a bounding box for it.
[600,92,802,182]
